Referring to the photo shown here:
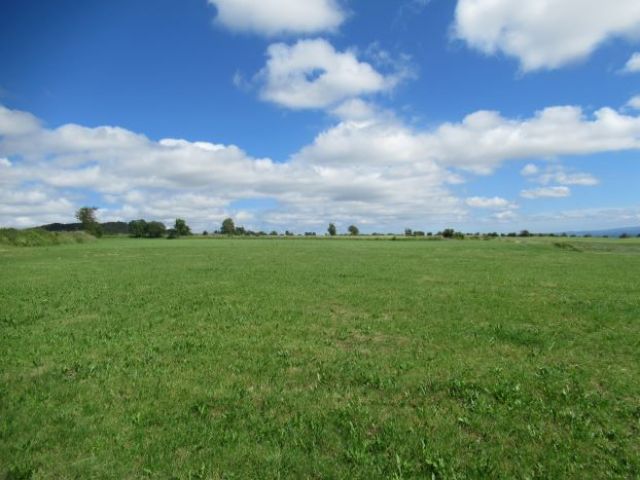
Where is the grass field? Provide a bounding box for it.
[1,237,639,479]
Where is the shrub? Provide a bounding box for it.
[128,219,148,238]
[146,221,166,238]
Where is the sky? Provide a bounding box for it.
[1,0,640,234]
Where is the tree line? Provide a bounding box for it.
[72,208,639,239]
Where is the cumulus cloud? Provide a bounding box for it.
[330,99,380,121]
[622,52,640,73]
[465,196,514,209]
[0,103,464,230]
[207,0,346,36]
[257,39,401,110]
[521,164,599,186]
[521,163,539,176]
[492,209,518,221]
[1,101,640,230]
[535,166,599,186]
[521,186,571,199]
[627,95,640,110]
[0,105,41,136]
[424,106,640,173]
[454,0,640,71]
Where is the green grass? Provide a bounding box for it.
[1,237,639,479]
[0,228,95,247]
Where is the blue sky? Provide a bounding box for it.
[1,0,640,233]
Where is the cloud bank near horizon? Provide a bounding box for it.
[1,101,639,231]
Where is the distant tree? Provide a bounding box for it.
[128,219,148,238]
[441,228,455,239]
[235,226,246,236]
[166,228,179,239]
[519,230,531,237]
[404,228,412,237]
[620,233,630,239]
[202,230,208,236]
[348,225,359,236]
[270,230,278,236]
[414,231,425,237]
[221,218,235,235]
[304,232,316,236]
[75,206,103,237]
[174,218,191,236]
[327,223,337,236]
[146,221,166,238]
[285,230,294,236]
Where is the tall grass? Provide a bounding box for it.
[0,228,95,247]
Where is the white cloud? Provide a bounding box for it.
[627,95,640,110]
[521,164,599,186]
[0,105,41,136]
[1,102,640,230]
[527,206,640,230]
[465,196,514,209]
[521,163,539,176]
[534,166,599,186]
[424,106,640,172]
[258,39,400,110]
[0,186,76,227]
[492,209,518,221]
[521,186,571,199]
[207,0,346,36]
[622,52,640,73]
[454,0,640,71]
[330,99,380,121]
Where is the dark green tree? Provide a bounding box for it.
[146,221,166,238]
[128,219,148,238]
[221,217,235,235]
[75,206,103,237]
[174,218,191,236]
[348,225,359,236]
[328,223,337,236]
[441,228,455,238]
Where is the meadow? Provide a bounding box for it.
[1,236,639,479]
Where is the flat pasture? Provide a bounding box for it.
[1,237,639,478]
